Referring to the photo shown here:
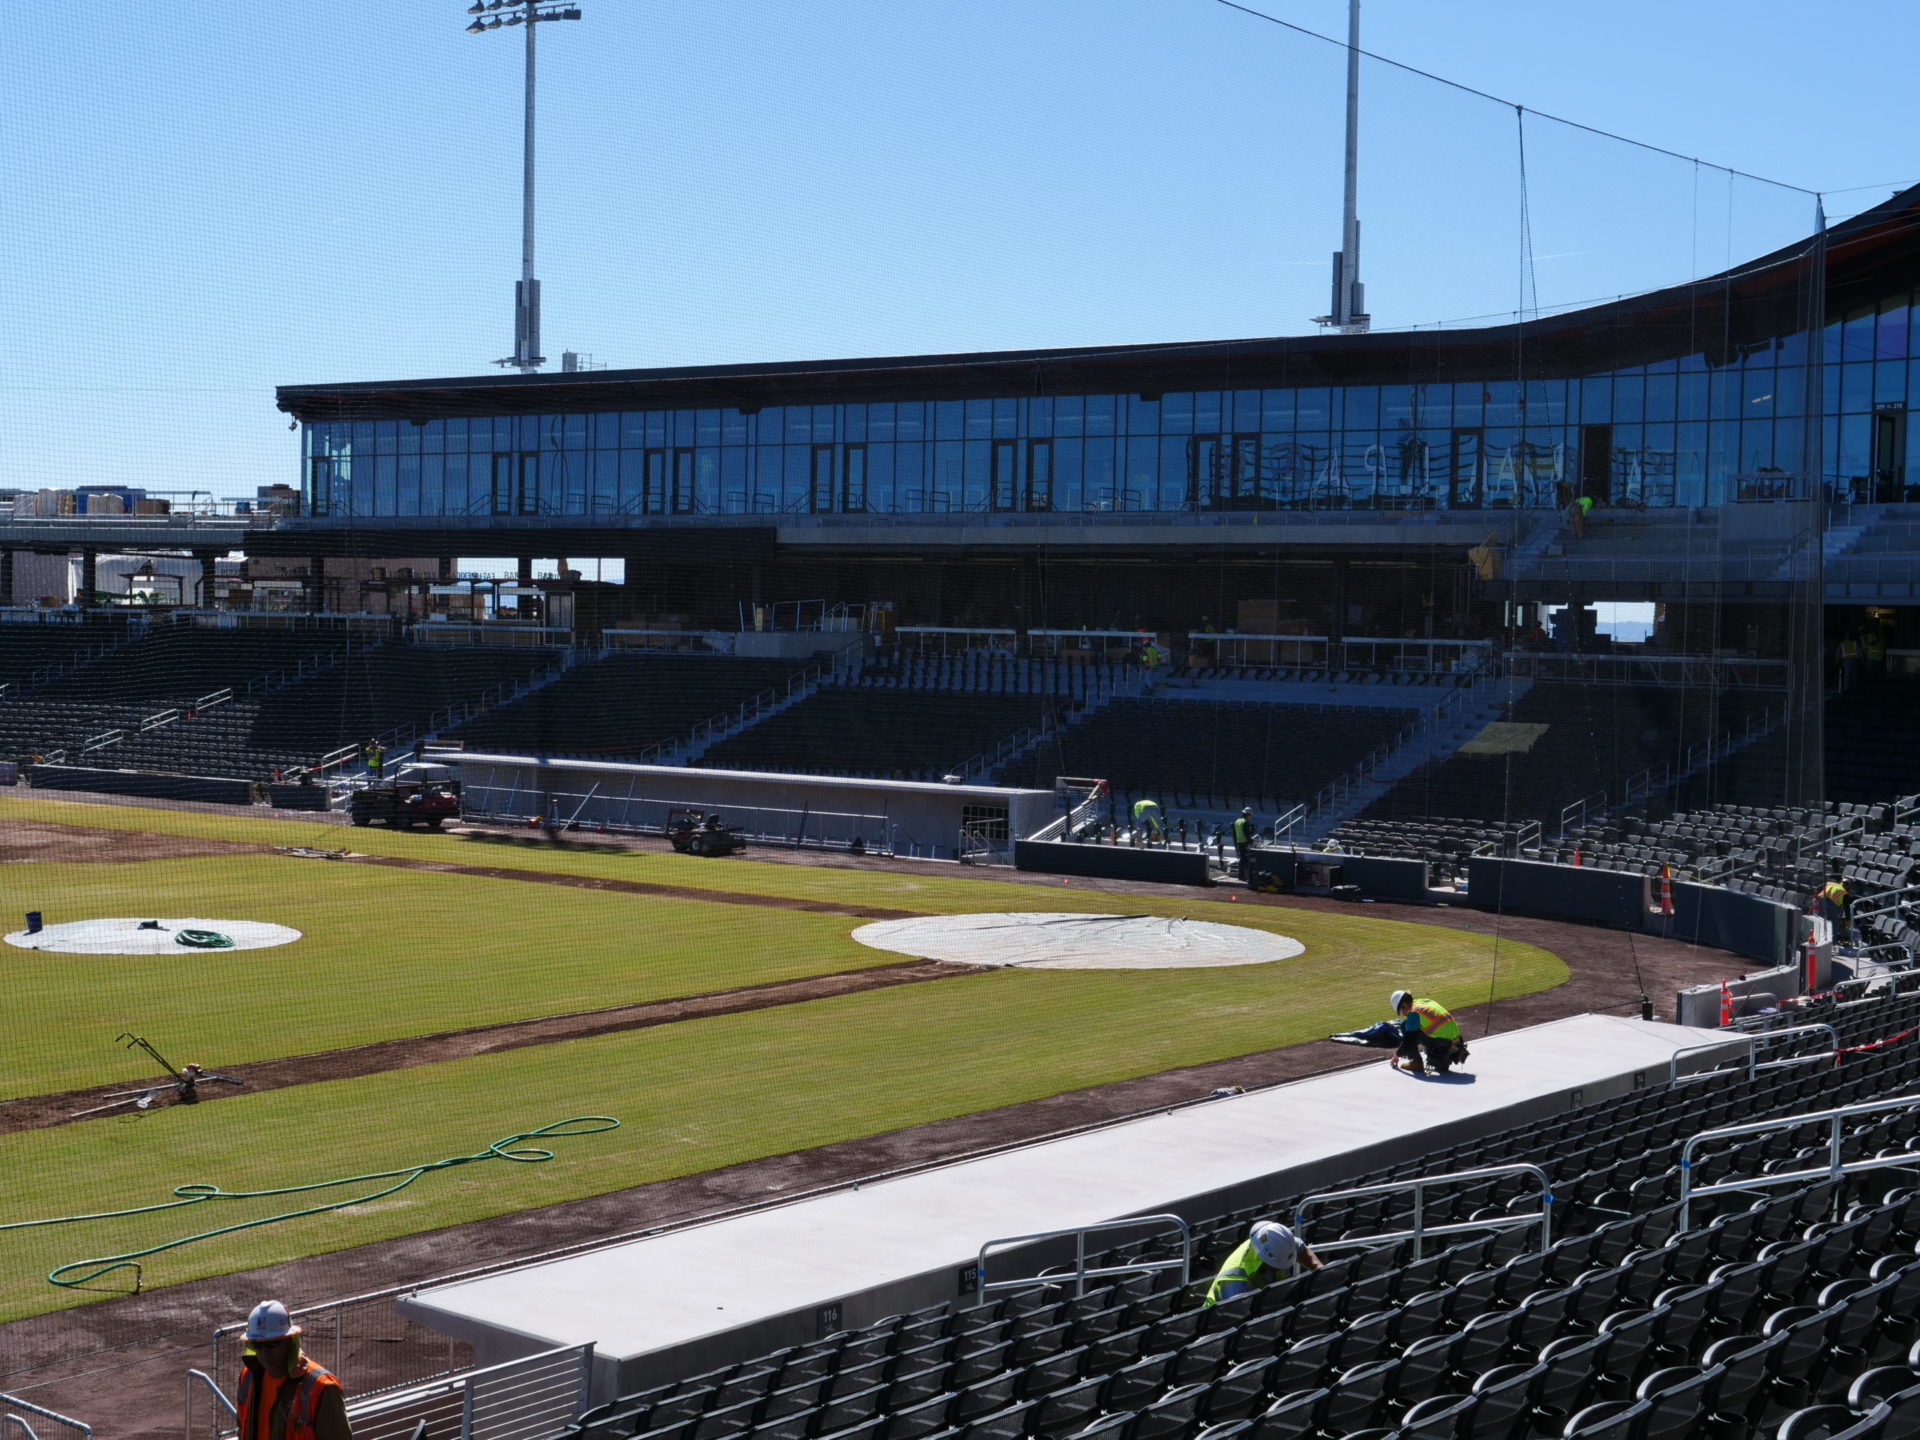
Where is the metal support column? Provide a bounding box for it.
[193,549,219,608]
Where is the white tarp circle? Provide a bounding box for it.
[3,918,303,955]
[851,912,1304,970]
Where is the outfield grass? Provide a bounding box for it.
[0,923,1563,1321]
[0,791,1571,1321]
[2,856,893,1100]
[1,793,1199,914]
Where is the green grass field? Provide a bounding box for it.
[0,795,1569,1321]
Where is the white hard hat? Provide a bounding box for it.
[1250,1222,1299,1268]
[1390,990,1413,1011]
[245,1300,300,1342]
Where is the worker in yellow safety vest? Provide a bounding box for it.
[1391,990,1469,1076]
[1203,1221,1323,1306]
[1814,877,1852,942]
[1131,798,1165,845]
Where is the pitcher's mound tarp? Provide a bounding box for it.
[5,917,302,955]
[851,912,1304,970]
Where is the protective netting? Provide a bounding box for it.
[0,0,1880,1388]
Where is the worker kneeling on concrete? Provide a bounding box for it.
[1204,1220,1323,1306]
[1390,990,1469,1075]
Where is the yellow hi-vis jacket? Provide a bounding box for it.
[1407,999,1461,1042]
[1204,1238,1271,1306]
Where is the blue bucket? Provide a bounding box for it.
[25,911,43,934]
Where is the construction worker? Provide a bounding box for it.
[1814,875,1852,943]
[1838,634,1862,693]
[1131,797,1165,846]
[361,739,385,779]
[1391,990,1468,1075]
[1204,1221,1323,1306]
[1864,627,1888,685]
[235,1300,352,1440]
[1232,807,1256,872]
[1567,492,1594,539]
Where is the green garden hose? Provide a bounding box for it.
[0,1116,619,1291]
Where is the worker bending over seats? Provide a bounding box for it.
[1204,1221,1323,1306]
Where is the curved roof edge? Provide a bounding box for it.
[280,182,1920,423]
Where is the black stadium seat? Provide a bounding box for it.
[553,978,1920,1440]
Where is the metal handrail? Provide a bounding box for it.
[976,1213,1191,1303]
[1028,777,1112,844]
[1294,1163,1553,1261]
[1851,883,1920,922]
[1678,1090,1920,1230]
[184,1369,237,1440]
[1270,802,1310,840]
[1667,1023,1840,1085]
[0,1396,88,1440]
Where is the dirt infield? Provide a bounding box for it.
[0,819,257,866]
[347,852,929,920]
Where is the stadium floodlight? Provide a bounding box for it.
[1312,0,1370,334]
[463,0,584,373]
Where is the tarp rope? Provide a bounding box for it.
[0,1116,619,1291]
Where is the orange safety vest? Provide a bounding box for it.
[237,1360,343,1440]
[1408,999,1461,1041]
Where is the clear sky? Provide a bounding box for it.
[2,0,1913,501]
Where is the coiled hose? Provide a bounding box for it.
[0,1116,620,1290]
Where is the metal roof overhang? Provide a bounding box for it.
[276,186,1920,426]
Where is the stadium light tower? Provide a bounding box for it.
[464,0,583,373]
[1314,0,1370,333]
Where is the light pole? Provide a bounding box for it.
[464,0,583,373]
[1313,0,1369,333]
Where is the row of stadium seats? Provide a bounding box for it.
[1828,680,1920,804]
[28,625,344,706]
[1319,818,1536,879]
[0,628,347,761]
[1002,701,1410,815]
[700,689,1056,781]
[0,641,556,779]
[448,655,813,760]
[1366,685,1779,828]
[555,980,1920,1440]
[0,618,137,686]
[862,656,1132,699]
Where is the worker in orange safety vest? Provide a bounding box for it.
[235,1300,352,1440]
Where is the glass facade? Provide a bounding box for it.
[300,291,1919,521]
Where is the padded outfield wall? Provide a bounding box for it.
[450,752,1053,862]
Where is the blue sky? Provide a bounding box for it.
[2,0,1912,499]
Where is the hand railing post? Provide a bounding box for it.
[1294,1164,1553,1260]
[1681,1090,1920,1223]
